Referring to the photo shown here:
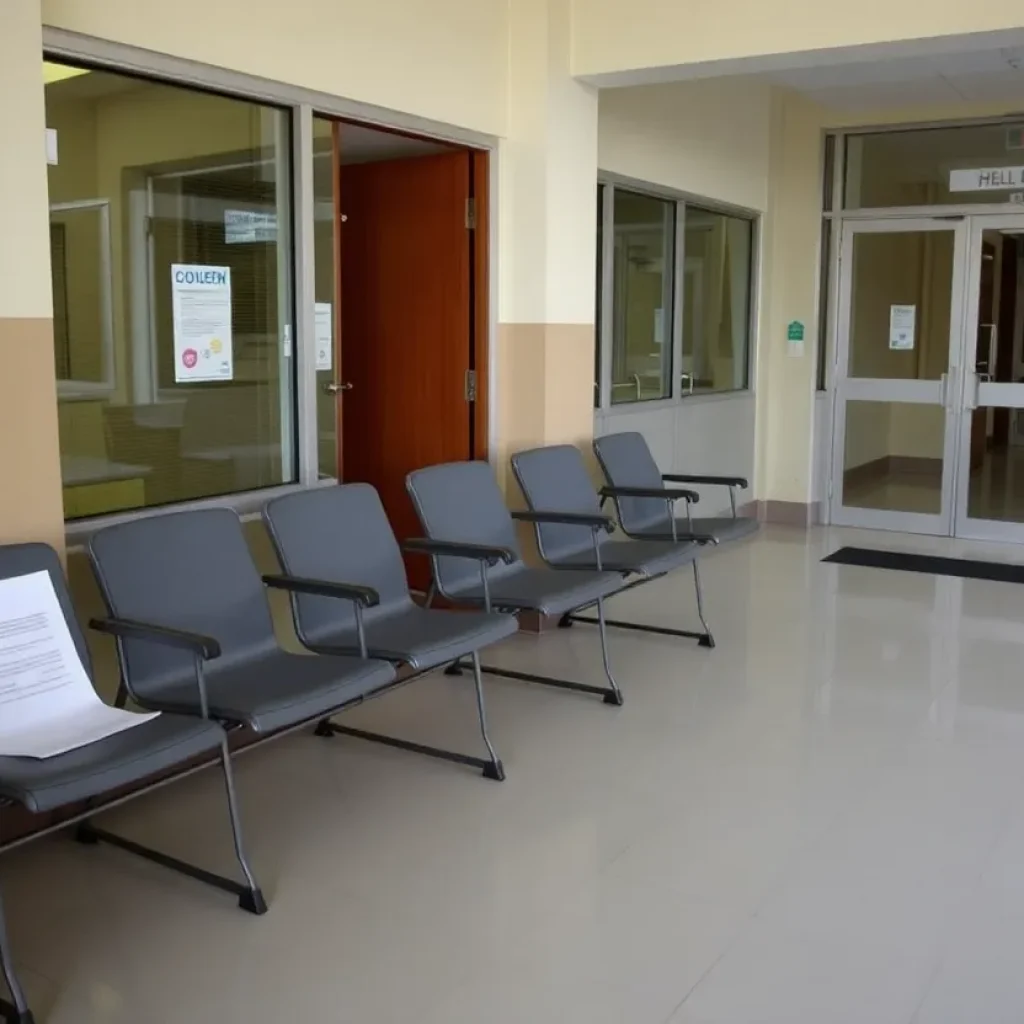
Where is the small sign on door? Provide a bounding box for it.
[889,304,916,351]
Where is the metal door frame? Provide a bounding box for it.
[952,213,1024,541]
[829,217,970,534]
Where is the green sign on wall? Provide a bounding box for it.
[787,320,805,342]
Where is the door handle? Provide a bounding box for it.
[323,381,353,394]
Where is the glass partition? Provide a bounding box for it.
[44,59,295,519]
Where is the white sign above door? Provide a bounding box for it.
[949,166,1024,193]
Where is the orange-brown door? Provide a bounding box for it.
[338,150,473,587]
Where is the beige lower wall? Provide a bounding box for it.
[0,318,66,552]
[496,322,596,495]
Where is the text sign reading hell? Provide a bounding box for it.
[949,166,1024,193]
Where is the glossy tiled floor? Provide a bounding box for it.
[10,525,1024,1023]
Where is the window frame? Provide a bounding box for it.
[49,198,116,400]
[595,172,759,412]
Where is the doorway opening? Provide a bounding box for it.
[312,117,489,584]
[829,214,1024,541]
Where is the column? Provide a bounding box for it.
[495,0,599,493]
[0,1,65,550]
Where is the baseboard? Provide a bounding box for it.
[744,499,819,527]
[844,455,942,490]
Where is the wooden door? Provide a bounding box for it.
[339,150,473,587]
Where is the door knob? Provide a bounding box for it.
[323,381,354,394]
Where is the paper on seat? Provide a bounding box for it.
[0,571,159,758]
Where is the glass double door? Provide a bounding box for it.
[831,214,1024,540]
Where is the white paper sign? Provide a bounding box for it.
[314,302,333,372]
[889,304,916,350]
[0,571,159,758]
[224,209,277,244]
[949,166,1024,192]
[171,264,233,383]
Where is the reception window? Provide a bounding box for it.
[44,59,296,519]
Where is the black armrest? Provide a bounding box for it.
[403,537,516,566]
[663,473,748,489]
[512,509,615,531]
[90,617,221,659]
[600,485,700,504]
[262,574,379,608]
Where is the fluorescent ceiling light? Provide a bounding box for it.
[43,62,90,85]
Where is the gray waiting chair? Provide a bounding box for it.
[263,484,518,780]
[593,431,758,545]
[0,543,251,1024]
[87,507,397,900]
[510,444,716,648]
[406,461,627,706]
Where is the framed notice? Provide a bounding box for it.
[171,264,233,383]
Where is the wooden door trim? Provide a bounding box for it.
[471,149,489,462]
[332,120,344,479]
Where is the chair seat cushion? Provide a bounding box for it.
[452,567,625,617]
[146,652,396,734]
[552,539,700,578]
[0,713,224,814]
[310,606,519,672]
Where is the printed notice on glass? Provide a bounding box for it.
[0,571,159,758]
[171,264,233,383]
[889,304,916,351]
[315,302,333,372]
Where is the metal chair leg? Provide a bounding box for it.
[470,652,505,780]
[692,560,715,649]
[218,740,267,915]
[0,885,34,1024]
[596,596,624,706]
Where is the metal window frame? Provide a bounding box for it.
[595,170,759,411]
[49,199,116,399]
[43,28,499,544]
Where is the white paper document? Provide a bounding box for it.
[0,571,158,759]
[314,302,333,372]
[171,264,234,383]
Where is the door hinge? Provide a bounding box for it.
[144,215,153,237]
[465,198,477,230]
[464,369,477,402]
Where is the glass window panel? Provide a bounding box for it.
[44,60,296,519]
[842,400,943,515]
[313,116,338,479]
[844,123,1024,209]
[816,218,831,392]
[846,230,954,382]
[681,207,752,395]
[610,190,674,404]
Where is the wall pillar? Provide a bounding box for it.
[754,89,826,521]
[495,0,599,492]
[0,1,64,551]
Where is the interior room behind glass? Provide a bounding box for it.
[44,61,294,519]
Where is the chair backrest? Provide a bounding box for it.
[406,461,523,598]
[593,432,671,535]
[89,507,278,700]
[0,543,92,678]
[510,445,607,564]
[264,484,412,648]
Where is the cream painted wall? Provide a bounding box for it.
[598,79,772,211]
[572,0,1024,81]
[755,89,826,505]
[43,0,508,137]
[0,0,65,551]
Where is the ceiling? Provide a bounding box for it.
[767,46,1024,112]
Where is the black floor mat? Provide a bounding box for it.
[822,546,1024,585]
